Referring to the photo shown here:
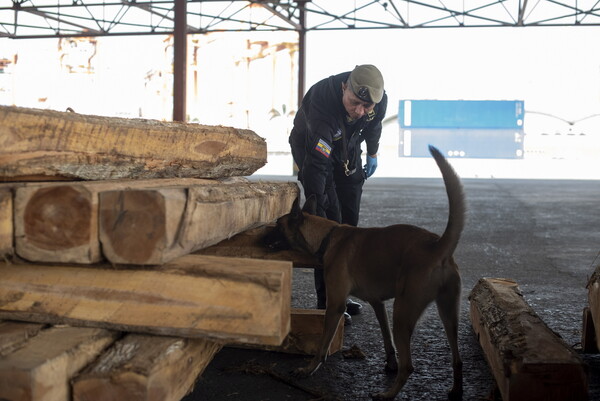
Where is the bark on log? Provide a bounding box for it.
[99,180,299,265]
[14,178,213,264]
[0,254,291,346]
[469,277,588,401]
[0,105,266,181]
[197,225,321,268]
[72,334,222,401]
[233,308,343,355]
[0,326,118,401]
[0,320,46,357]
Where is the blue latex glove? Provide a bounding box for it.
[363,154,378,178]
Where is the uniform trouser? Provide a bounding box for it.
[312,165,364,307]
[290,137,365,307]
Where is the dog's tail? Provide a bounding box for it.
[429,145,466,258]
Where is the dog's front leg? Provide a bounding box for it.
[371,301,397,372]
[293,299,346,377]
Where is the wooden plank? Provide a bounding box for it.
[0,188,13,259]
[72,334,222,401]
[0,105,266,181]
[469,277,587,401]
[234,308,344,356]
[586,264,600,351]
[0,254,291,346]
[0,326,118,401]
[14,178,214,264]
[0,321,46,357]
[197,225,321,268]
[99,180,299,265]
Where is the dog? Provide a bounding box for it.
[265,145,465,400]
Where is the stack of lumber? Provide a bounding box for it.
[0,105,306,401]
[469,278,588,401]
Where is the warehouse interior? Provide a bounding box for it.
[1,1,600,400]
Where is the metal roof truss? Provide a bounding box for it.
[1,0,599,39]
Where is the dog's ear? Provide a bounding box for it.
[290,196,304,221]
[302,194,318,216]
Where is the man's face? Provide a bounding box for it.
[342,82,375,121]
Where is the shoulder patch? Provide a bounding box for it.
[366,109,376,121]
[314,138,332,158]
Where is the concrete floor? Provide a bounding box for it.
[185,175,600,401]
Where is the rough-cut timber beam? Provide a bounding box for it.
[0,320,46,357]
[0,105,267,181]
[0,326,118,401]
[99,180,299,265]
[14,178,215,264]
[13,178,298,265]
[0,254,292,346]
[195,224,320,268]
[469,278,587,401]
[72,334,222,401]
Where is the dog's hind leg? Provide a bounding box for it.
[371,301,397,372]
[373,293,431,400]
[435,269,463,400]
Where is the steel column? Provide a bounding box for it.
[297,0,307,108]
[173,0,187,122]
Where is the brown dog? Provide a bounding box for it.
[266,145,465,400]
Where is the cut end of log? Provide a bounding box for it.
[23,186,92,250]
[99,190,168,264]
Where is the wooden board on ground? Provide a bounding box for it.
[0,254,291,346]
[0,326,118,401]
[197,225,321,268]
[234,308,343,356]
[0,105,266,181]
[99,180,299,265]
[72,334,222,401]
[469,277,587,401]
[0,188,12,259]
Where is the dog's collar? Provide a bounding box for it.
[315,226,336,264]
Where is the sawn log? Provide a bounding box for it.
[0,254,291,346]
[14,178,298,265]
[0,326,118,401]
[0,105,266,181]
[469,277,587,401]
[72,334,222,401]
[99,179,299,265]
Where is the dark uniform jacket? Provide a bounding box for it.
[289,71,388,217]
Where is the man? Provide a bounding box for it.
[289,64,387,324]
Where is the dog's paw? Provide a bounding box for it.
[448,387,463,401]
[371,391,397,400]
